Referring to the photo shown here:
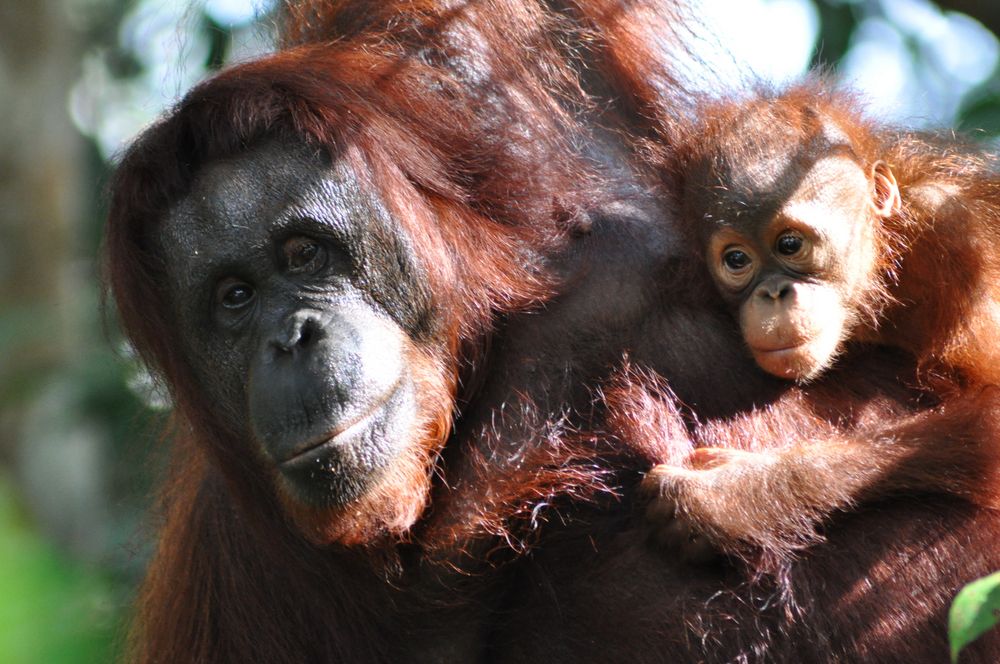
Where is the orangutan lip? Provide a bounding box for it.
[752,342,807,355]
[278,379,403,466]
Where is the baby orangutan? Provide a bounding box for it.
[676,85,1000,385]
[636,83,1000,560]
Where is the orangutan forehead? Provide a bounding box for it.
[160,142,371,274]
[688,112,860,220]
[717,112,853,185]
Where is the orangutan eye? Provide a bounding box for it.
[283,235,325,273]
[217,280,255,310]
[776,233,805,256]
[723,249,751,271]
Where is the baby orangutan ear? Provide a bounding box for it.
[871,161,902,218]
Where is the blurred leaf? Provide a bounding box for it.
[810,0,860,69]
[957,89,1000,137]
[203,15,232,70]
[949,570,1000,663]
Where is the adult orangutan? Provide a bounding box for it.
[106,2,692,659]
[103,2,1000,662]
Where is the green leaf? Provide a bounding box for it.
[950,570,1000,663]
[957,91,1000,138]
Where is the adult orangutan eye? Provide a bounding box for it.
[217,279,255,310]
[723,249,751,271]
[776,233,805,256]
[283,235,325,273]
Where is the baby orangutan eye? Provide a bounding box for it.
[776,233,805,257]
[723,249,752,271]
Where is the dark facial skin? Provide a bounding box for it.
[690,137,899,381]
[157,139,435,507]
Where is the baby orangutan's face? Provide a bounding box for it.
[694,153,899,382]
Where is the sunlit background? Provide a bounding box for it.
[1,0,998,661]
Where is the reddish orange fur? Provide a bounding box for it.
[631,80,1000,560]
[105,2,693,661]
[628,372,1000,557]
[660,80,1000,386]
[419,412,618,563]
[105,39,587,539]
[278,0,691,123]
[104,3,1000,661]
[104,40,587,664]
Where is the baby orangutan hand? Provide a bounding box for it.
[641,447,826,561]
